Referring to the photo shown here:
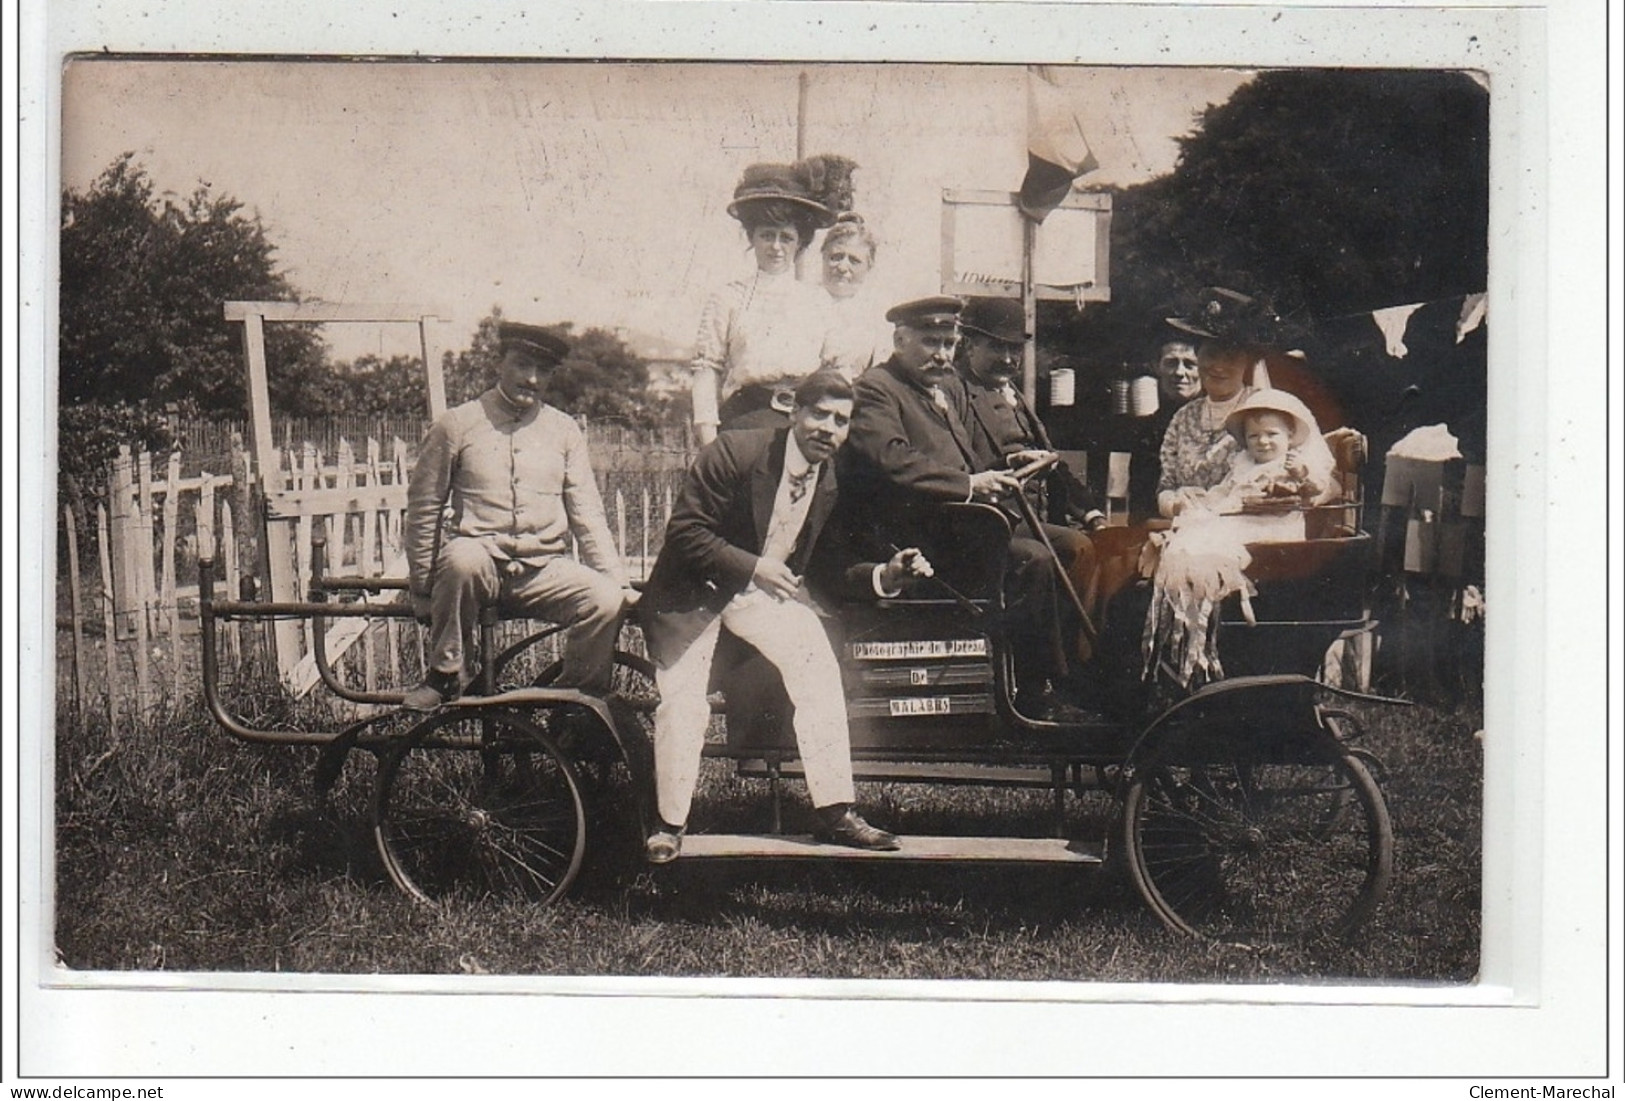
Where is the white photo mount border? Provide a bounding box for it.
[11,0,1612,1081]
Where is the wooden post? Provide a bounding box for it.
[239,311,278,497]
[193,500,215,571]
[199,475,217,574]
[420,317,446,419]
[136,450,156,638]
[220,501,242,667]
[108,445,138,639]
[337,436,356,578]
[362,438,382,577]
[640,485,651,577]
[615,488,627,559]
[228,435,259,666]
[97,503,119,733]
[132,509,151,721]
[161,453,182,700]
[247,316,300,683]
[297,442,318,597]
[63,505,87,715]
[1021,215,1039,409]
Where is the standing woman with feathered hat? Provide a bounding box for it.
[689,160,841,445]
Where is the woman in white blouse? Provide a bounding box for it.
[690,163,838,445]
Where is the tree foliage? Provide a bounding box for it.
[442,309,673,429]
[318,354,431,417]
[59,154,333,420]
[1061,69,1489,364]
[58,153,342,515]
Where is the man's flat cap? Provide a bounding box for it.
[498,321,570,365]
[885,295,964,331]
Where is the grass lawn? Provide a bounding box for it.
[52,674,1481,986]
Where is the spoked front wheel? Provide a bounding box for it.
[374,708,587,905]
[1123,748,1392,943]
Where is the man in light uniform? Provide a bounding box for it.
[403,321,631,710]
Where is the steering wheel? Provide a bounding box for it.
[1008,450,1061,485]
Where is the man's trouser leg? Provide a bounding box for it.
[1038,523,1097,665]
[428,539,500,677]
[1005,535,1068,688]
[651,618,723,828]
[504,556,625,693]
[721,593,856,812]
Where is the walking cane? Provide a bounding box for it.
[1007,460,1099,646]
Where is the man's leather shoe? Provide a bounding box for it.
[1014,685,1095,725]
[644,826,683,864]
[814,805,900,851]
[403,669,462,712]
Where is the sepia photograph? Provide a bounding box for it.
[52,51,1488,973]
[14,0,1611,1084]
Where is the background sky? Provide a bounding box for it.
[61,60,1250,362]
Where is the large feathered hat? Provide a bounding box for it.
[1166,286,1284,345]
[726,163,837,228]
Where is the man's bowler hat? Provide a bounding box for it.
[958,297,1029,344]
[885,295,964,332]
[498,322,570,365]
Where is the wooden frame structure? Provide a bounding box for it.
[940,189,1112,406]
[223,301,445,685]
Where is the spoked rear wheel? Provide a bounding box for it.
[1123,747,1392,943]
[375,708,587,905]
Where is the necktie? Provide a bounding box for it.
[999,380,1019,408]
[789,466,815,504]
[930,386,950,415]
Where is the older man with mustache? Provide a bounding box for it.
[841,297,1085,723]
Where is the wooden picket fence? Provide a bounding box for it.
[59,423,691,723]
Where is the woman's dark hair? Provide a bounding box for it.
[736,199,821,255]
[793,368,854,410]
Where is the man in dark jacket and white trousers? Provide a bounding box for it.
[638,370,932,863]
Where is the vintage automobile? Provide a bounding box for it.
[199,441,1396,945]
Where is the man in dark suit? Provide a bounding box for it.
[639,370,932,863]
[956,297,1106,529]
[954,297,1104,664]
[841,296,1084,723]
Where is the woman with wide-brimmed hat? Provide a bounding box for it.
[1153,287,1275,514]
[689,161,839,445]
[1089,288,1346,699]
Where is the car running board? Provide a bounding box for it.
[670,834,1105,863]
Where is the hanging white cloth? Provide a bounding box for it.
[1455,293,1487,343]
[1371,303,1423,359]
